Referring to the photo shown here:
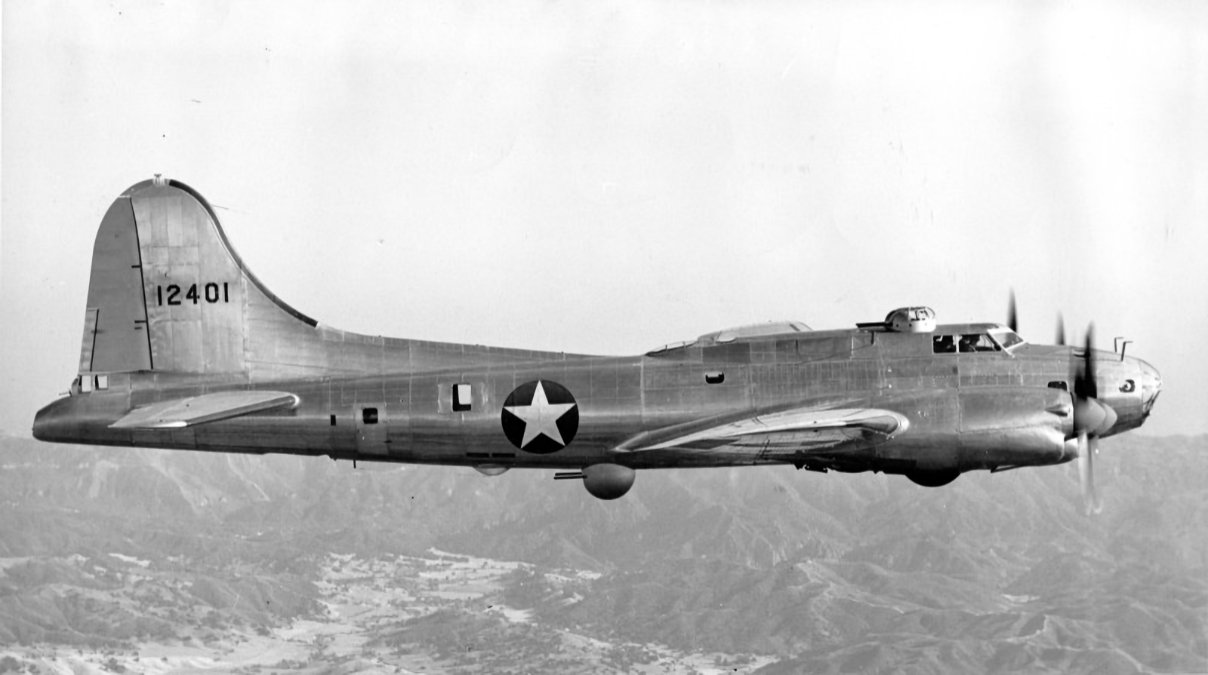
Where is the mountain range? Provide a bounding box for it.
[0,431,1204,673]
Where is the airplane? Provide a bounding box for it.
[32,177,1161,511]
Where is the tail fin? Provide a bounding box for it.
[80,176,318,377]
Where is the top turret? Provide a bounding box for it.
[857,306,937,333]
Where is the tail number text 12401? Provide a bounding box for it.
[156,282,230,306]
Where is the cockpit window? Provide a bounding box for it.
[934,333,1001,354]
[958,334,1000,353]
[988,328,1025,351]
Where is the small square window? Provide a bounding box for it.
[362,408,378,424]
[80,376,94,393]
[453,383,472,412]
[95,375,109,390]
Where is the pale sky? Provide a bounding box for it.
[2,0,1206,436]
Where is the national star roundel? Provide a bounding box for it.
[501,380,579,454]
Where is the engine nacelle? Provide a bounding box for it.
[583,463,636,500]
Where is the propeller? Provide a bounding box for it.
[1005,292,1111,513]
[1071,325,1115,515]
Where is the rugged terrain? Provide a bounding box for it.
[0,431,1204,674]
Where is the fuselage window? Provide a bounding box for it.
[362,408,379,424]
[80,375,94,393]
[1048,380,1068,391]
[705,371,725,384]
[453,383,472,412]
[95,375,109,390]
[933,335,956,353]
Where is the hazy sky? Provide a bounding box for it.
[2,1,1206,436]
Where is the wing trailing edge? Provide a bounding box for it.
[110,391,299,429]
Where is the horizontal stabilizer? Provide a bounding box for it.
[110,391,299,429]
[628,408,909,453]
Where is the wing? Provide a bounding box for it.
[110,391,299,429]
[619,407,909,455]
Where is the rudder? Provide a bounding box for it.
[81,193,153,373]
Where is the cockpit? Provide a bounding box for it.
[932,327,1025,354]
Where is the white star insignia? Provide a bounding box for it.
[504,381,577,448]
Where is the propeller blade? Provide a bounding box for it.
[1076,432,1090,511]
[1086,325,1098,399]
[1076,433,1103,515]
[1008,291,1018,333]
[1056,314,1065,346]
[1074,324,1098,401]
[1070,324,1108,514]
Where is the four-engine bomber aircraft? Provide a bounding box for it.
[33,178,1161,509]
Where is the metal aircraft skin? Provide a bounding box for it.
[32,178,1162,506]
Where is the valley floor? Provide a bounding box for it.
[0,549,774,674]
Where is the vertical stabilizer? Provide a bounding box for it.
[80,176,318,377]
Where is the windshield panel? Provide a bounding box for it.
[989,328,1026,351]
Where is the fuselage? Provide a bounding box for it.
[33,321,1160,476]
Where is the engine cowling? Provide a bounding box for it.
[583,464,636,500]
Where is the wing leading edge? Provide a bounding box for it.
[620,407,910,454]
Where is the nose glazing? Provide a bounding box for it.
[1138,359,1161,414]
